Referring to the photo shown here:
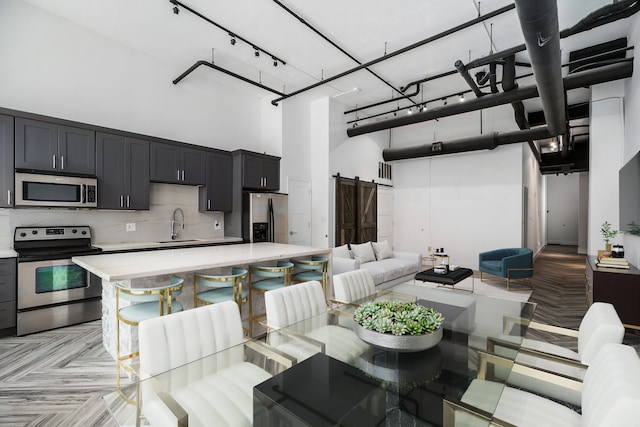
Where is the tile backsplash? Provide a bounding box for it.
[0,183,226,249]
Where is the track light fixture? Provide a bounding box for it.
[442,97,448,106]
[422,104,428,112]
[407,108,413,115]
[168,0,286,66]
[459,94,465,102]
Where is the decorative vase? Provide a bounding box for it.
[605,243,612,252]
[353,322,443,353]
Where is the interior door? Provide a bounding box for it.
[335,177,357,246]
[288,178,311,246]
[357,181,377,243]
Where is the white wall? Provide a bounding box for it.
[0,1,263,151]
[578,172,589,254]
[522,144,546,255]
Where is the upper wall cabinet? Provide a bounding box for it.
[199,151,233,212]
[0,115,14,208]
[96,133,149,210]
[236,150,280,191]
[15,118,95,175]
[150,142,205,185]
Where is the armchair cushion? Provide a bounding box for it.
[479,248,533,279]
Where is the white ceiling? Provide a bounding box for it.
[22,0,634,130]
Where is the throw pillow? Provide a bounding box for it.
[333,244,351,259]
[350,242,376,264]
[372,240,393,260]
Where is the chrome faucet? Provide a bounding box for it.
[171,208,185,240]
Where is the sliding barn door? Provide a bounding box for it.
[358,181,377,242]
[335,177,377,245]
[335,177,357,246]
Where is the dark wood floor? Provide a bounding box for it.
[0,245,637,426]
[527,244,640,353]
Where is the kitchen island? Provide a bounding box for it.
[73,242,332,361]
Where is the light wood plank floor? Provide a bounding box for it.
[1,245,638,426]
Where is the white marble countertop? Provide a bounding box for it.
[0,249,17,258]
[95,236,243,252]
[73,242,331,281]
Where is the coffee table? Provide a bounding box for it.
[415,267,475,292]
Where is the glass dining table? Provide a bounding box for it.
[104,282,536,427]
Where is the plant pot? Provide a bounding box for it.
[605,243,612,252]
[353,322,443,353]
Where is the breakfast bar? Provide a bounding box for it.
[73,242,332,361]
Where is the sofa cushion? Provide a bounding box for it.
[359,262,386,285]
[351,242,376,264]
[333,244,351,259]
[372,240,393,260]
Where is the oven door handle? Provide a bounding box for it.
[80,184,85,204]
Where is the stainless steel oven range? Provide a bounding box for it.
[14,226,103,336]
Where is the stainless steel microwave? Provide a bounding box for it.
[15,172,97,208]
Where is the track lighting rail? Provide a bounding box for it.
[173,60,285,96]
[269,3,516,105]
[169,0,287,66]
[271,0,410,104]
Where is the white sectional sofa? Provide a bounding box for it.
[332,241,421,290]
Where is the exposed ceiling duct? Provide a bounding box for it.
[382,127,552,161]
[514,0,566,138]
[347,61,633,137]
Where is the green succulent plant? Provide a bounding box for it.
[354,300,444,336]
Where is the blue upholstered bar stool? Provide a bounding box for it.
[194,267,248,333]
[292,256,329,302]
[115,276,184,386]
[248,261,293,337]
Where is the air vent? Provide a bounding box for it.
[378,161,392,180]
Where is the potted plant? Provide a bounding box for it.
[353,300,444,352]
[601,221,619,252]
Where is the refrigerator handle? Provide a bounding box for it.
[269,198,274,242]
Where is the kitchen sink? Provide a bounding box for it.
[156,239,201,244]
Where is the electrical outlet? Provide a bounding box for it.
[126,223,136,232]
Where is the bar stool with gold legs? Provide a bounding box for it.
[248,261,293,337]
[194,267,248,333]
[115,275,184,388]
[292,256,329,302]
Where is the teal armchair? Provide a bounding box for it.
[478,248,533,291]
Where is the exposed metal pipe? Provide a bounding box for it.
[514,0,565,136]
[169,0,286,66]
[347,61,632,137]
[173,60,286,96]
[382,127,552,161]
[455,59,486,97]
[463,0,639,72]
[270,3,516,105]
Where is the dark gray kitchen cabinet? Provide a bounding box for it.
[0,258,16,330]
[150,142,205,185]
[237,150,280,190]
[199,151,233,212]
[15,118,95,175]
[0,115,14,208]
[96,133,149,210]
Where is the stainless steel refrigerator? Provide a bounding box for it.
[243,192,288,243]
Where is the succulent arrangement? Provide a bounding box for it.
[354,300,444,336]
